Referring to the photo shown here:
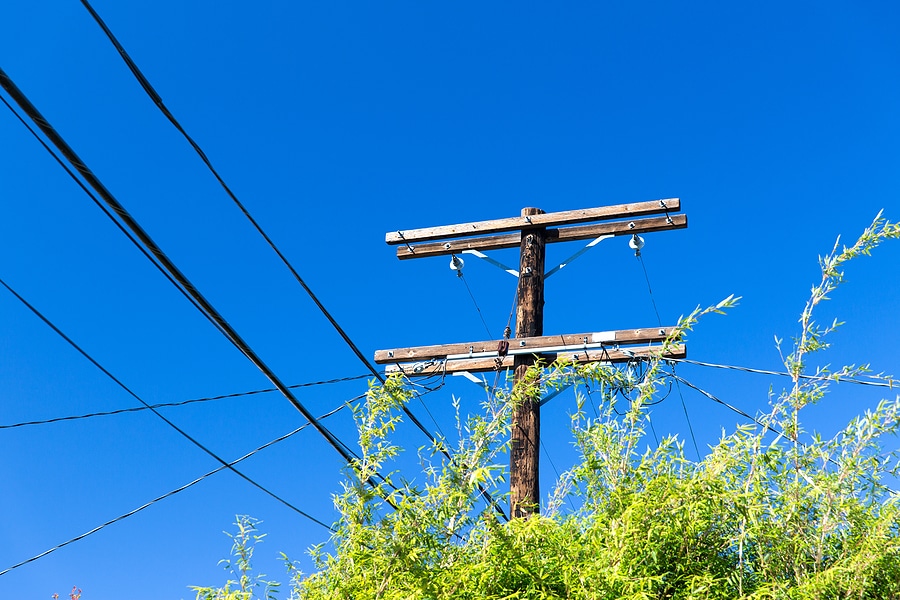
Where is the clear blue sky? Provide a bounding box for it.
[1,1,898,597]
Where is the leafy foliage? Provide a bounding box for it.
[195,214,900,599]
[192,516,280,600]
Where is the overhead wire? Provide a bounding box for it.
[539,438,576,512]
[3,64,505,519]
[81,0,379,384]
[0,399,356,578]
[0,92,216,328]
[647,414,661,448]
[673,376,701,460]
[635,248,701,459]
[0,274,350,527]
[0,374,369,431]
[637,254,662,325]
[455,265,494,339]
[668,371,900,496]
[485,284,519,404]
[69,7,489,512]
[666,372,769,432]
[671,357,897,389]
[412,386,448,442]
[0,66,391,494]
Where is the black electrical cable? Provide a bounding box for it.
[72,6,501,516]
[0,66,373,484]
[666,372,899,496]
[673,376,702,460]
[0,93,218,330]
[671,357,896,389]
[539,438,576,512]
[637,254,662,326]
[0,274,343,527]
[636,252,701,459]
[78,0,381,384]
[0,374,369,430]
[0,400,354,577]
[666,372,777,435]
[457,269,494,339]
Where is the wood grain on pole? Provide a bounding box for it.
[374,326,679,363]
[381,344,687,375]
[395,214,687,259]
[511,207,545,519]
[386,199,680,245]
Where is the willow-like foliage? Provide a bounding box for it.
[198,214,900,600]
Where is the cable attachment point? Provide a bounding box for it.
[449,254,465,277]
[503,325,511,339]
[658,200,674,224]
[629,234,645,257]
[398,231,414,253]
[495,339,510,369]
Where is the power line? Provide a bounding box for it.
[637,254,662,325]
[667,372,771,432]
[0,274,350,527]
[0,66,369,477]
[0,92,217,328]
[70,7,478,508]
[457,268,494,339]
[672,377,701,460]
[77,0,382,385]
[539,438,576,512]
[0,375,369,431]
[0,400,355,578]
[671,357,897,389]
[635,250,700,459]
[667,371,898,495]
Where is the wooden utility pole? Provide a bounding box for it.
[510,208,546,517]
[377,198,688,518]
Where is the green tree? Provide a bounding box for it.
[196,214,900,599]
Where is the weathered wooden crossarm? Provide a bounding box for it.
[383,344,687,376]
[386,198,680,246]
[374,326,680,364]
[395,214,686,259]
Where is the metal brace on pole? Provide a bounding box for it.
[545,235,613,278]
[461,249,520,277]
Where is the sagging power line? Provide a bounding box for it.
[0,374,369,431]
[0,399,359,578]
[73,3,473,503]
[671,357,897,388]
[0,274,346,530]
[0,66,379,486]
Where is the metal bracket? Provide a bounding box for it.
[453,370,510,396]
[453,371,491,389]
[455,370,572,407]
[457,234,612,279]
[539,382,574,407]
[461,249,519,278]
[545,235,613,278]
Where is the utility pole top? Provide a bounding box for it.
[377,197,688,519]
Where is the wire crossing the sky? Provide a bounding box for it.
[0,93,220,328]
[0,65,374,478]
[671,357,897,388]
[78,0,382,383]
[635,248,701,459]
[72,3,501,517]
[0,400,355,577]
[0,374,369,431]
[0,275,344,531]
